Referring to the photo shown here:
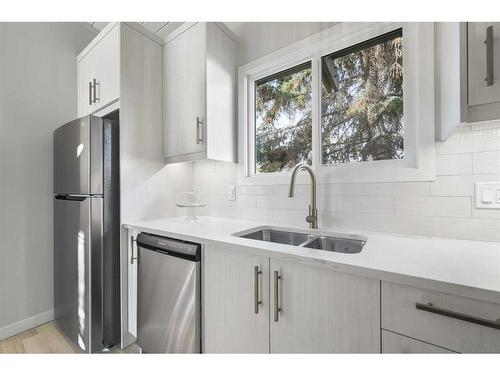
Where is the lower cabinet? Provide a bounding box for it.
[382,330,454,353]
[382,281,500,353]
[203,245,270,353]
[203,245,380,353]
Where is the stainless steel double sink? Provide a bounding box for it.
[233,226,366,254]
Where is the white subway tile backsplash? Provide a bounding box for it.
[256,195,292,209]
[363,182,429,196]
[242,207,273,222]
[363,214,430,236]
[430,178,473,197]
[197,205,242,219]
[289,194,311,210]
[430,174,500,197]
[317,195,337,212]
[473,151,500,174]
[436,153,472,175]
[236,195,257,208]
[273,184,309,196]
[190,123,500,242]
[472,207,500,220]
[322,183,364,196]
[430,217,500,242]
[319,211,364,230]
[273,209,309,226]
[237,185,274,195]
[337,196,394,214]
[395,196,471,218]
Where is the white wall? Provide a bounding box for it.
[0,23,96,336]
[226,22,336,65]
[193,23,500,243]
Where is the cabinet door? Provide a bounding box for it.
[77,50,95,118]
[77,25,120,117]
[270,259,380,353]
[164,23,206,159]
[203,245,269,353]
[468,23,500,106]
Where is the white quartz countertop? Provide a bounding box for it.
[124,216,500,303]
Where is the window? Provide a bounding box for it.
[255,62,312,173]
[321,29,403,165]
[242,23,435,183]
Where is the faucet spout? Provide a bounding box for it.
[288,163,318,229]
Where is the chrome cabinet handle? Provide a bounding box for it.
[93,78,100,102]
[196,117,203,144]
[89,81,93,105]
[416,302,500,330]
[130,236,137,264]
[273,271,282,322]
[485,25,494,86]
[254,266,262,314]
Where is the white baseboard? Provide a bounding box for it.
[0,309,54,341]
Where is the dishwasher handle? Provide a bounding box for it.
[136,233,201,262]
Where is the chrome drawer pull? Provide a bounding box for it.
[415,302,500,330]
[273,271,282,322]
[484,25,494,87]
[254,266,262,314]
[196,117,203,144]
[93,78,100,102]
[89,81,94,105]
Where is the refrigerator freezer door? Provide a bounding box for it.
[54,196,103,353]
[53,116,103,195]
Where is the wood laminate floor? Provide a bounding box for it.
[0,321,140,354]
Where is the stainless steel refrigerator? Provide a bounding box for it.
[53,114,120,353]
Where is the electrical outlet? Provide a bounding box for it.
[228,185,236,201]
[475,182,500,209]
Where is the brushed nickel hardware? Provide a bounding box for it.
[93,78,100,102]
[485,26,494,86]
[288,163,318,229]
[273,271,282,322]
[416,302,500,330]
[130,236,137,264]
[254,266,262,314]
[89,81,93,105]
[196,117,203,144]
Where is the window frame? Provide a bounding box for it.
[238,22,435,184]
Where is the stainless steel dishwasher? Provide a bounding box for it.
[136,232,201,353]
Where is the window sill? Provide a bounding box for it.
[238,158,436,185]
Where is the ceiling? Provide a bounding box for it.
[87,22,185,39]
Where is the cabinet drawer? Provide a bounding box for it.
[382,330,454,353]
[382,281,500,353]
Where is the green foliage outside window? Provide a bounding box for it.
[254,30,403,174]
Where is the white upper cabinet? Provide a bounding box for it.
[436,22,500,140]
[78,24,120,118]
[467,23,500,106]
[163,23,237,164]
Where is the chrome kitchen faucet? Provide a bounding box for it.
[288,163,318,229]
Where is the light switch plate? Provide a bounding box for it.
[227,185,236,201]
[475,182,500,209]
